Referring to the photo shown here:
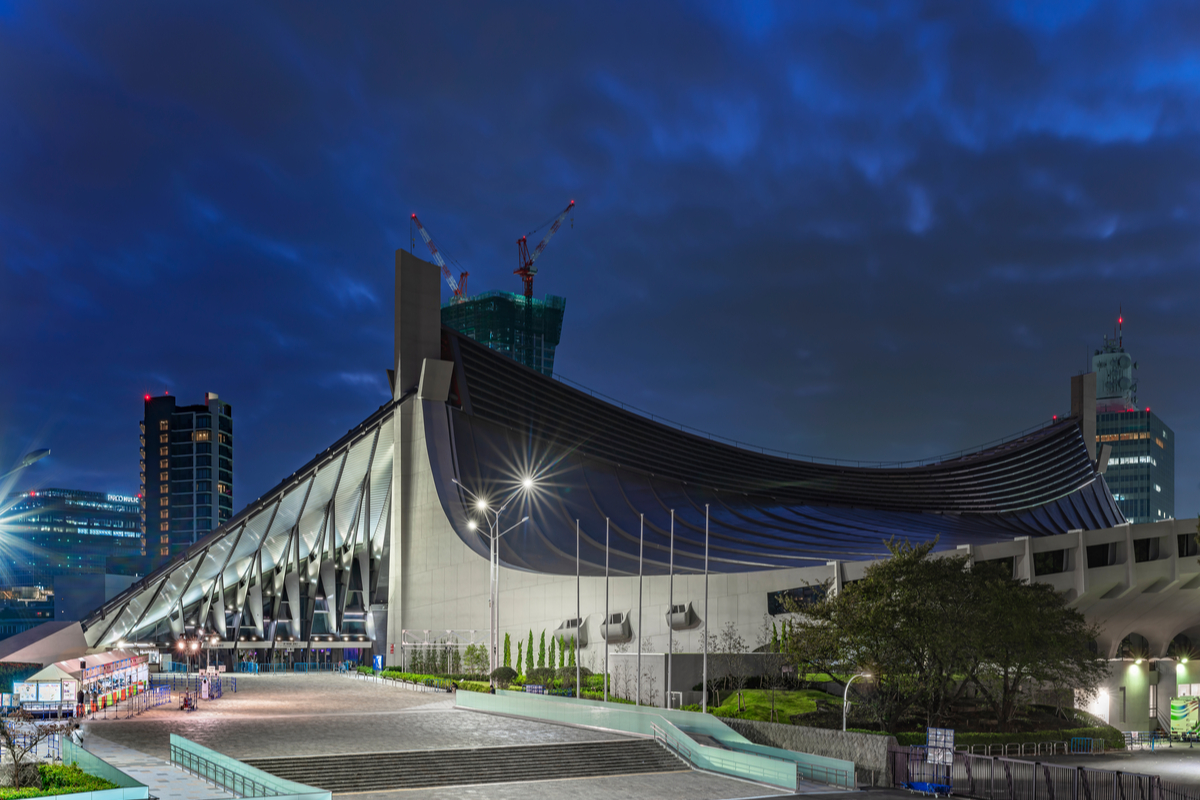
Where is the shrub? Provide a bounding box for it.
[525,667,556,685]
[457,681,492,693]
[490,666,517,683]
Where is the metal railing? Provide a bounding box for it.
[1125,730,1171,750]
[351,672,452,692]
[956,741,1071,757]
[170,734,329,800]
[890,745,1200,800]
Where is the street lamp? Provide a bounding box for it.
[0,449,50,481]
[453,477,534,676]
[843,672,873,731]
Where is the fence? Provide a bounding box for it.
[889,745,1200,800]
[955,742,1072,757]
[170,733,330,800]
[351,672,452,693]
[151,674,237,695]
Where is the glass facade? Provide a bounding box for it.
[1097,410,1175,523]
[140,392,233,559]
[0,489,143,586]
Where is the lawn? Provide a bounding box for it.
[710,689,842,723]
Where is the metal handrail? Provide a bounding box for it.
[170,739,327,799]
[650,722,851,790]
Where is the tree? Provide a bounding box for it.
[548,634,557,670]
[463,644,489,676]
[709,622,748,710]
[503,633,512,668]
[516,639,524,675]
[0,710,69,788]
[783,539,1108,733]
[538,631,546,668]
[568,635,576,667]
[526,630,534,673]
[969,566,1106,731]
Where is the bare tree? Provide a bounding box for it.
[709,622,748,710]
[0,710,70,788]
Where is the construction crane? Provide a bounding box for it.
[412,214,468,302]
[515,200,574,299]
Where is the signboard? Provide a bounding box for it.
[927,727,955,765]
[13,683,36,703]
[373,655,383,671]
[217,665,226,673]
[36,683,61,703]
[1171,697,1200,736]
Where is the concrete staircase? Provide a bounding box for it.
[244,739,687,791]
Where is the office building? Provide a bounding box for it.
[140,392,234,558]
[441,291,566,376]
[0,489,143,587]
[1092,328,1175,523]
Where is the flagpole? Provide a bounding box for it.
[667,509,674,709]
[703,503,710,714]
[575,519,581,697]
[604,517,610,703]
[637,513,643,707]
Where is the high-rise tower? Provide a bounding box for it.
[1092,318,1174,524]
[139,392,234,558]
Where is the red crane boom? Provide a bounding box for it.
[515,200,574,299]
[412,214,469,302]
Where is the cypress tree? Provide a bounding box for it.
[526,630,534,672]
[568,636,576,667]
[517,644,523,676]
[549,635,557,669]
[771,621,780,653]
[538,631,546,668]
[503,633,512,668]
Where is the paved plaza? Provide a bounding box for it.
[79,674,793,799]
[83,674,625,760]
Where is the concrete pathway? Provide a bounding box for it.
[84,734,233,800]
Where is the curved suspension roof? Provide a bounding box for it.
[433,330,1124,576]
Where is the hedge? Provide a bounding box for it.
[456,681,492,693]
[0,764,120,799]
[892,726,1125,749]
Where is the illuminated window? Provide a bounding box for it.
[160,459,168,469]
[159,498,168,507]
[159,420,169,431]
[159,510,168,519]
[159,522,169,531]
[159,433,168,444]
[218,433,231,445]
[194,430,211,442]
[1155,485,1162,492]
[160,471,168,481]
[160,547,169,556]
[218,483,232,495]
[1155,438,1164,449]
[160,534,169,544]
[159,446,168,456]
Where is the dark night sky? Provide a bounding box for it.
[2,2,1197,519]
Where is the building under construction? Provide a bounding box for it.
[440,291,566,376]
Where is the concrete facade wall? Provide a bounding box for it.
[722,718,897,787]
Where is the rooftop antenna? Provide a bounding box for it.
[1118,306,1123,348]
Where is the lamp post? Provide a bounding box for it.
[843,672,872,731]
[454,477,533,676]
[0,449,50,481]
